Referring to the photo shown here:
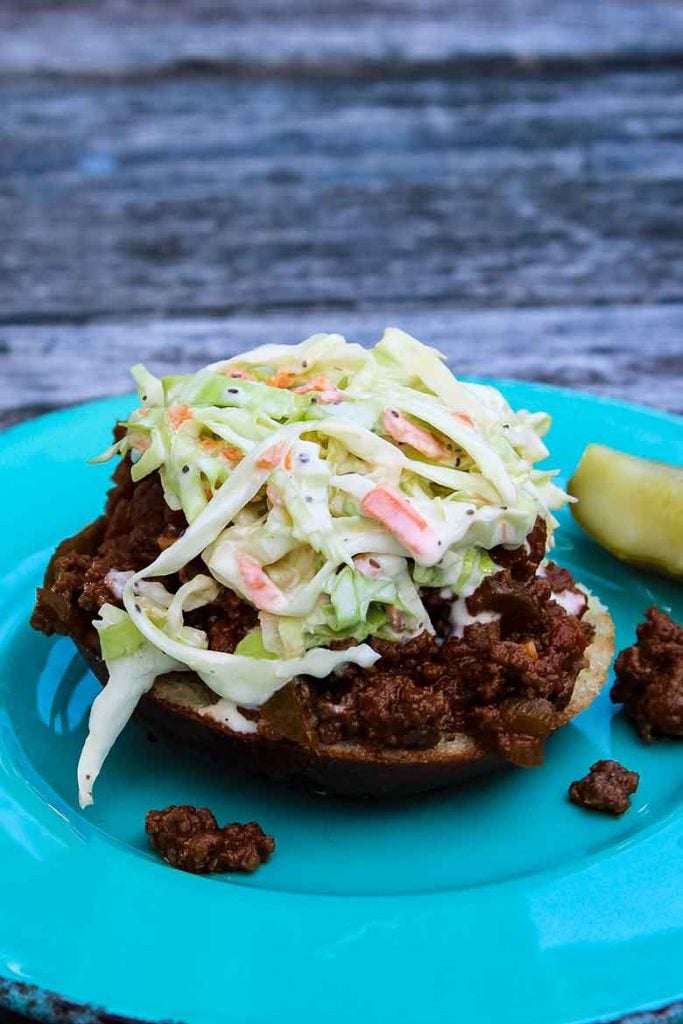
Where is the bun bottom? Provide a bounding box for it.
[77,591,614,798]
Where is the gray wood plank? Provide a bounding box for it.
[1,303,680,428]
[1,70,682,322]
[1,1,682,76]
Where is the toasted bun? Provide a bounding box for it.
[75,591,614,798]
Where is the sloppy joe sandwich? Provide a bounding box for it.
[32,329,614,804]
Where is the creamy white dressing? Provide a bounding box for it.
[551,589,587,616]
[449,594,501,639]
[537,565,586,615]
[105,569,134,601]
[443,569,502,639]
[200,699,258,734]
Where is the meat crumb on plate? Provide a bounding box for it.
[612,606,683,741]
[568,759,639,816]
[146,805,275,874]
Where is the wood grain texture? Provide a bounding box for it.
[1,303,681,428]
[1,0,682,76]
[0,3,680,431]
[1,70,682,323]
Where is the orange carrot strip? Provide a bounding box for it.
[255,441,289,469]
[266,483,283,506]
[317,389,345,404]
[236,553,284,611]
[267,369,297,389]
[167,404,193,429]
[381,409,448,460]
[293,374,331,394]
[360,485,438,560]
[199,437,241,462]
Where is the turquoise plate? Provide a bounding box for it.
[0,382,681,1024]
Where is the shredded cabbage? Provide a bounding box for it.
[80,328,569,803]
[78,606,188,807]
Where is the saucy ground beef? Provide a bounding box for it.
[32,459,593,767]
[30,459,258,655]
[568,760,639,816]
[146,805,274,874]
[612,607,683,741]
[316,569,592,766]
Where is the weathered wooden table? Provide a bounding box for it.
[0,3,682,1023]
[1,0,681,430]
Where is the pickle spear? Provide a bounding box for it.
[568,443,683,578]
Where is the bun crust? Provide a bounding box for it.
[76,592,614,798]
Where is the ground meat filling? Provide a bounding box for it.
[316,566,592,765]
[32,461,593,766]
[568,760,639,816]
[541,562,576,593]
[31,458,258,653]
[612,607,683,741]
[146,805,274,874]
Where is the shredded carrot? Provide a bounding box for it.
[381,409,448,460]
[267,369,297,389]
[317,389,345,404]
[256,441,289,469]
[284,449,294,471]
[293,374,331,394]
[167,404,193,429]
[237,552,284,611]
[453,411,475,428]
[361,485,437,560]
[199,437,242,462]
[129,434,150,453]
[199,437,219,452]
[267,483,283,506]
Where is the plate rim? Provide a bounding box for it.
[1,978,682,1024]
